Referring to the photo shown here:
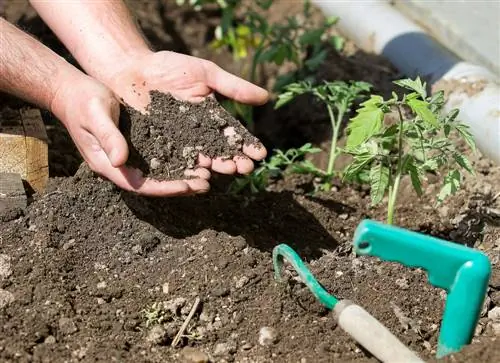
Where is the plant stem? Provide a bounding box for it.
[326,104,343,175]
[387,105,405,224]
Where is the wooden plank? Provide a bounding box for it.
[21,108,48,193]
[0,107,48,194]
[0,173,27,218]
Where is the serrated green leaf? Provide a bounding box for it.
[453,152,474,174]
[437,170,461,203]
[346,95,384,148]
[369,163,390,205]
[405,158,423,196]
[274,92,295,109]
[455,124,477,152]
[394,77,427,100]
[343,152,376,181]
[407,98,438,127]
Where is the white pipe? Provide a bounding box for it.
[313,0,500,164]
[334,300,424,363]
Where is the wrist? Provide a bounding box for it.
[50,67,89,123]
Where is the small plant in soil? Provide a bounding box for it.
[142,302,169,327]
[343,77,476,224]
[229,143,321,194]
[275,80,372,190]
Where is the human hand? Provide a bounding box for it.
[50,73,210,196]
[107,50,269,176]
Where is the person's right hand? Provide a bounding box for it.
[50,73,210,196]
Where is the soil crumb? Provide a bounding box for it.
[121,91,259,180]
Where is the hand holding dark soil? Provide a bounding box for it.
[108,50,269,182]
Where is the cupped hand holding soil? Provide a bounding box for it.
[107,50,269,196]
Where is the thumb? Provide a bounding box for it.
[87,98,129,167]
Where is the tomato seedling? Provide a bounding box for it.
[229,143,321,194]
[343,77,476,224]
[275,80,371,189]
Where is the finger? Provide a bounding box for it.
[243,143,267,161]
[198,154,212,168]
[185,167,211,180]
[86,99,129,167]
[108,166,210,196]
[203,61,269,105]
[211,157,237,174]
[234,155,254,175]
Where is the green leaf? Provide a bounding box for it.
[299,29,324,46]
[437,170,461,203]
[342,147,377,181]
[305,49,328,70]
[453,152,474,175]
[407,98,438,127]
[405,157,423,196]
[455,124,477,152]
[394,77,427,100]
[329,35,345,51]
[346,95,384,148]
[369,163,390,205]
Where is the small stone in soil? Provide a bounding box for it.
[58,317,78,335]
[0,254,12,280]
[44,335,56,344]
[180,347,209,363]
[146,325,167,345]
[488,306,500,321]
[213,340,237,356]
[258,327,278,346]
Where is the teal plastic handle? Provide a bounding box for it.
[353,219,491,358]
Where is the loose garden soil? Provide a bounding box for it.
[1,1,499,362]
[122,92,257,180]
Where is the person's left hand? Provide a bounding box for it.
[107,50,269,176]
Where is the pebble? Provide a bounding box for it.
[132,244,143,255]
[146,325,166,345]
[0,254,12,280]
[44,335,56,344]
[395,277,409,290]
[162,282,169,295]
[97,281,107,289]
[258,327,278,346]
[213,341,237,356]
[241,342,253,350]
[235,276,249,289]
[62,239,76,250]
[150,158,161,170]
[180,347,209,363]
[488,306,500,321]
[58,317,78,335]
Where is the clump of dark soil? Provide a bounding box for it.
[122,91,259,180]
